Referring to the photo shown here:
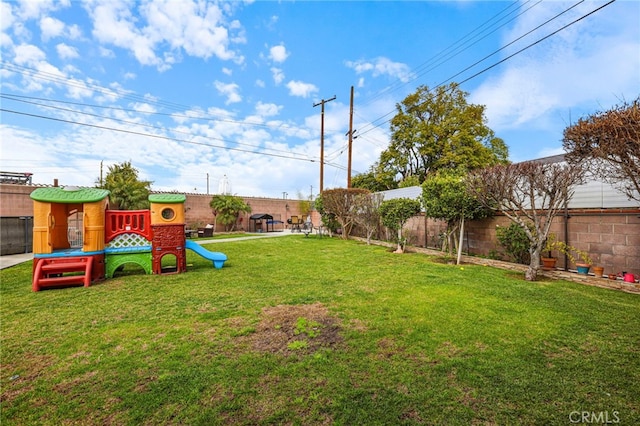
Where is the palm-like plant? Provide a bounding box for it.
[100,161,151,210]
[209,195,251,231]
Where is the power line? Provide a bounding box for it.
[356,0,615,139]
[0,92,298,132]
[0,107,349,171]
[357,1,531,109]
[0,94,311,160]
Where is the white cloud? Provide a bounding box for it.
[16,0,61,21]
[90,1,160,66]
[470,1,640,132]
[214,80,242,104]
[271,67,284,85]
[13,43,46,64]
[99,46,115,58]
[1,2,15,33]
[286,80,318,98]
[269,44,288,63]
[40,16,65,41]
[222,67,232,76]
[86,0,246,70]
[56,43,79,59]
[255,101,281,117]
[255,79,265,88]
[67,24,81,39]
[345,57,414,83]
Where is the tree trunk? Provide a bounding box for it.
[456,217,464,265]
[395,227,403,253]
[526,249,541,281]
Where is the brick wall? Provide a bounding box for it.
[397,210,640,277]
[0,184,314,234]
[2,184,637,275]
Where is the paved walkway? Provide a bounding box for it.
[0,230,297,270]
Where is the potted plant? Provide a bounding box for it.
[542,233,592,274]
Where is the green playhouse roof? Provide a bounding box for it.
[30,187,110,203]
[148,193,186,204]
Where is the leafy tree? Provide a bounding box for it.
[378,83,508,185]
[563,97,640,203]
[296,191,312,220]
[351,166,398,192]
[209,194,251,232]
[352,192,383,245]
[399,175,420,188]
[467,161,585,281]
[379,198,422,253]
[314,193,340,236]
[98,161,151,210]
[320,188,371,239]
[421,169,490,263]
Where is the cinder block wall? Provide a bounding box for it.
[400,210,640,277]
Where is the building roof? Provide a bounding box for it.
[30,186,110,203]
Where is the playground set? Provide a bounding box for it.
[29,187,227,291]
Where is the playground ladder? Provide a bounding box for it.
[32,256,93,291]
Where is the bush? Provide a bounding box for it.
[496,223,531,265]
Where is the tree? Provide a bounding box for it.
[320,188,371,239]
[351,166,398,192]
[314,194,340,237]
[209,194,251,231]
[98,161,151,210]
[563,97,640,203]
[422,169,490,264]
[467,161,585,281]
[378,83,508,185]
[379,198,422,253]
[352,192,383,245]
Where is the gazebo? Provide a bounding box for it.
[249,213,274,233]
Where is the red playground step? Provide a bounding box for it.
[32,257,94,291]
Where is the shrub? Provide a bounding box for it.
[496,223,531,265]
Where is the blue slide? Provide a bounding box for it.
[185,240,227,269]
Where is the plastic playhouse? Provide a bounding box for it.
[30,187,227,291]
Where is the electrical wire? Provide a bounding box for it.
[0,94,312,160]
[1,107,350,171]
[356,0,616,139]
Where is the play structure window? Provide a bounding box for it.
[67,210,83,248]
[161,207,175,221]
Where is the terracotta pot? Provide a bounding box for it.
[592,266,604,278]
[608,273,617,280]
[541,257,557,271]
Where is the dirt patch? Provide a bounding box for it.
[245,303,343,355]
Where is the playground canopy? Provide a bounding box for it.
[249,213,275,232]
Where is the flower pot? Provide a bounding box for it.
[592,266,604,278]
[624,273,636,283]
[541,257,557,271]
[608,273,617,280]
[576,263,591,275]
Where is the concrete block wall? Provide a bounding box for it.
[400,209,639,277]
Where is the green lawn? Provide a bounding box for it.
[1,236,639,425]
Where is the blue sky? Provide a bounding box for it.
[1,0,638,198]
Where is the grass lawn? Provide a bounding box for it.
[1,236,639,425]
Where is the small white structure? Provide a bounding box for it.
[218,175,232,195]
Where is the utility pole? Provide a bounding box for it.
[313,95,336,193]
[206,173,209,195]
[347,86,355,188]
